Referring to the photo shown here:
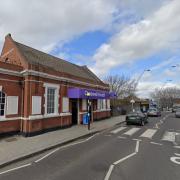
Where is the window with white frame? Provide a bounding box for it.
[62,97,69,112]
[103,99,106,109]
[44,83,59,115]
[107,99,110,109]
[0,91,5,116]
[97,99,104,110]
[82,99,87,111]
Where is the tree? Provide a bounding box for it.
[104,74,136,99]
[151,87,180,109]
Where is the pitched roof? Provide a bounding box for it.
[14,41,103,83]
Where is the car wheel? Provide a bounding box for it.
[141,120,145,126]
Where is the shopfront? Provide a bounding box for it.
[0,34,114,136]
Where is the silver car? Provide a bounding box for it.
[175,108,180,118]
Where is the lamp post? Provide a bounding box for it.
[131,69,151,111]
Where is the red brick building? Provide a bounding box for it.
[0,34,112,136]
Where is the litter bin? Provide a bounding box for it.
[83,113,89,125]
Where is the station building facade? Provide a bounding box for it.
[0,34,112,136]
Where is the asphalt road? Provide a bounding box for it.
[0,112,180,180]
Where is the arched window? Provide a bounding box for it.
[0,91,5,116]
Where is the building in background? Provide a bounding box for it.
[0,34,112,136]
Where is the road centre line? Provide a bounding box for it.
[135,140,140,153]
[174,146,180,149]
[113,152,136,165]
[104,165,114,180]
[104,140,140,180]
[0,163,32,175]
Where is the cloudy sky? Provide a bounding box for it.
[0,0,180,97]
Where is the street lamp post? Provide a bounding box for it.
[130,69,151,111]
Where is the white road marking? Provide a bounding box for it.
[170,156,180,165]
[140,129,157,139]
[0,163,31,175]
[35,148,60,163]
[113,152,136,165]
[104,165,114,180]
[123,128,140,136]
[150,142,163,146]
[110,127,126,134]
[135,140,140,153]
[175,153,180,156]
[104,140,140,180]
[117,136,127,139]
[132,138,142,141]
[174,146,180,149]
[162,131,176,142]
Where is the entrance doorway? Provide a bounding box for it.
[71,100,78,125]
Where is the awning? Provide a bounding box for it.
[68,88,116,99]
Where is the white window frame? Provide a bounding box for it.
[107,99,110,109]
[44,83,60,116]
[0,91,6,119]
[97,99,104,110]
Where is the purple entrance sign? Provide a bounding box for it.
[68,88,116,99]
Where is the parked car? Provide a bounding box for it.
[172,105,180,113]
[147,108,161,117]
[126,111,148,126]
[175,108,180,118]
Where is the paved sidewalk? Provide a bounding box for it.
[0,115,125,167]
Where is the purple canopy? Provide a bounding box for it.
[68,88,116,99]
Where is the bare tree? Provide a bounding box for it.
[151,87,180,109]
[104,74,136,99]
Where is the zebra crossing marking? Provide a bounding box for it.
[162,131,176,142]
[123,128,140,136]
[140,129,157,139]
[110,127,126,134]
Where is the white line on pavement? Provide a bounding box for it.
[174,146,180,149]
[150,142,163,146]
[123,128,140,136]
[110,127,126,134]
[140,129,157,139]
[104,165,114,180]
[0,163,32,175]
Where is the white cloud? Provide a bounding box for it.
[92,0,180,76]
[0,0,119,51]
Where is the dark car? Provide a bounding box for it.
[126,111,148,126]
[147,108,161,117]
